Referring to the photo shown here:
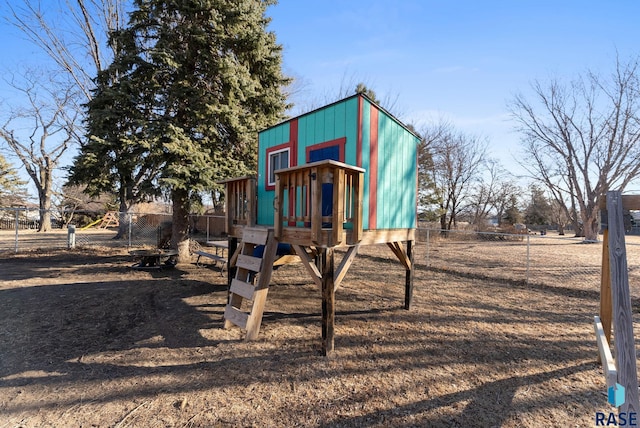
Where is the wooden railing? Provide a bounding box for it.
[219,176,256,234]
[274,160,364,247]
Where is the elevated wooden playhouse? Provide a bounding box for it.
[220,93,420,355]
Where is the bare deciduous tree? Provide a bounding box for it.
[490,180,522,227]
[510,56,640,241]
[0,71,79,231]
[6,0,127,102]
[431,128,487,231]
[1,0,127,228]
[416,120,451,220]
[54,183,112,227]
[466,159,509,227]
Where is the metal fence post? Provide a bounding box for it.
[207,216,210,242]
[426,229,430,267]
[526,234,530,285]
[128,213,133,248]
[14,208,19,253]
[67,224,76,249]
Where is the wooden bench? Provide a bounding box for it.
[194,250,227,274]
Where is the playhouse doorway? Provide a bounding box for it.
[309,146,340,217]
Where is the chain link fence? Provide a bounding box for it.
[4,208,640,296]
[0,208,226,253]
[418,228,640,297]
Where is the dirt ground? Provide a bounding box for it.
[0,241,625,427]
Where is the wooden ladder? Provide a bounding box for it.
[223,227,278,340]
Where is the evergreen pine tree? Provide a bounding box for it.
[73,0,290,259]
[0,154,29,206]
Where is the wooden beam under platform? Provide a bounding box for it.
[274,227,415,248]
[291,244,360,292]
[334,245,359,291]
[291,237,415,356]
[386,241,415,309]
[292,244,322,288]
[226,225,417,356]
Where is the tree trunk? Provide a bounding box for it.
[38,194,51,232]
[172,188,191,264]
[114,196,131,240]
[439,212,448,236]
[38,190,52,232]
[558,224,565,235]
[583,213,599,242]
[572,217,584,237]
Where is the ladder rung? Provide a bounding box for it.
[224,305,248,329]
[241,228,269,245]
[230,278,255,300]
[236,254,262,272]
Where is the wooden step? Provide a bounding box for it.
[230,278,255,300]
[236,254,262,272]
[224,305,248,329]
[241,227,269,245]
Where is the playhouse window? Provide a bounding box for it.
[268,148,289,186]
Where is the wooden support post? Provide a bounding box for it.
[224,183,234,235]
[606,191,640,414]
[321,247,335,356]
[247,178,256,227]
[227,237,238,289]
[274,174,283,240]
[405,240,414,310]
[311,167,322,244]
[351,171,364,244]
[332,168,345,246]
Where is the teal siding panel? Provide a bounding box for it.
[257,193,273,225]
[360,100,371,230]
[324,107,336,142]
[398,129,408,229]
[305,115,316,151]
[297,116,308,164]
[380,116,390,228]
[296,98,357,156]
[393,124,403,228]
[314,109,325,143]
[344,98,358,167]
[407,133,418,228]
[377,113,390,228]
[256,122,289,225]
[333,101,346,142]
[375,112,418,229]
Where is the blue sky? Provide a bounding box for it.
[267,0,640,177]
[1,0,640,185]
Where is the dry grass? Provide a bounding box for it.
[0,239,633,427]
